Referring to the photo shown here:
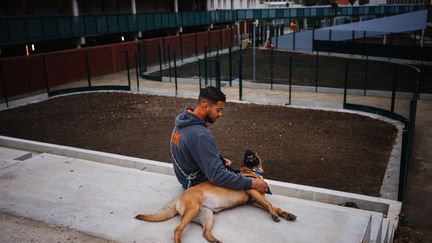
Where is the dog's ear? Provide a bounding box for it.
[243,149,260,167]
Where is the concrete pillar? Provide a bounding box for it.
[173,0,182,34]
[383,35,387,45]
[131,0,141,40]
[174,0,178,12]
[420,29,425,47]
[236,21,241,45]
[303,18,308,31]
[71,0,85,48]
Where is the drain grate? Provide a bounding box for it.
[13,153,33,161]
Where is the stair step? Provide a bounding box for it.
[381,218,390,243]
[1,152,375,243]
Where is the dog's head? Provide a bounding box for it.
[243,149,262,168]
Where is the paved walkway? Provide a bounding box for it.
[1,150,378,243]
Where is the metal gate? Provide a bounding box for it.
[199,57,221,89]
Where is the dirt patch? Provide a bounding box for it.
[0,92,398,196]
[155,48,431,93]
[394,225,432,243]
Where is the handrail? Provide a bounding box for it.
[0,4,426,45]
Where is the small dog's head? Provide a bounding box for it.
[243,149,262,168]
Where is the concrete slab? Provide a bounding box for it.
[0,153,373,243]
[0,147,35,161]
[0,135,402,229]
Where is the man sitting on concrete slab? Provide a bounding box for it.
[170,86,268,193]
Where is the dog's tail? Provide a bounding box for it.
[135,196,179,222]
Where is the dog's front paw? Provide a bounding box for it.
[282,212,297,221]
[272,215,281,222]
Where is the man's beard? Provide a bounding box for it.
[204,113,216,124]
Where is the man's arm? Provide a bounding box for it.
[189,133,267,192]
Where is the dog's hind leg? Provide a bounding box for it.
[174,201,200,243]
[193,207,222,243]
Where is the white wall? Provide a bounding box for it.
[207,0,264,10]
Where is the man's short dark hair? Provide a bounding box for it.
[198,86,226,104]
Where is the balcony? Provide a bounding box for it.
[0,4,426,45]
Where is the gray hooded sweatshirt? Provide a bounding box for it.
[170,108,253,190]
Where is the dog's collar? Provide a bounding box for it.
[244,167,263,178]
[253,168,263,177]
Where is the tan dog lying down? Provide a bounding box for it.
[135,150,296,243]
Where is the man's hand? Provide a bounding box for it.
[251,178,268,194]
[224,158,233,167]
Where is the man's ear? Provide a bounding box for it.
[201,101,208,111]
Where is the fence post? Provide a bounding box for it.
[125,50,131,89]
[391,63,398,113]
[85,51,91,87]
[208,30,211,54]
[216,59,221,90]
[174,53,178,96]
[312,28,315,52]
[289,55,292,105]
[135,51,140,92]
[142,41,147,72]
[315,51,319,92]
[180,33,184,62]
[363,30,366,44]
[229,46,232,87]
[168,45,172,83]
[0,63,8,107]
[158,45,163,80]
[364,56,369,96]
[239,52,243,101]
[270,47,274,90]
[204,47,208,86]
[195,32,198,57]
[162,37,166,66]
[343,58,349,105]
[276,25,279,49]
[137,43,142,74]
[328,29,332,55]
[199,59,202,89]
[219,28,223,52]
[43,55,50,94]
[398,129,409,201]
[293,29,296,51]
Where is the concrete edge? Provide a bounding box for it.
[160,77,431,99]
[0,135,402,229]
